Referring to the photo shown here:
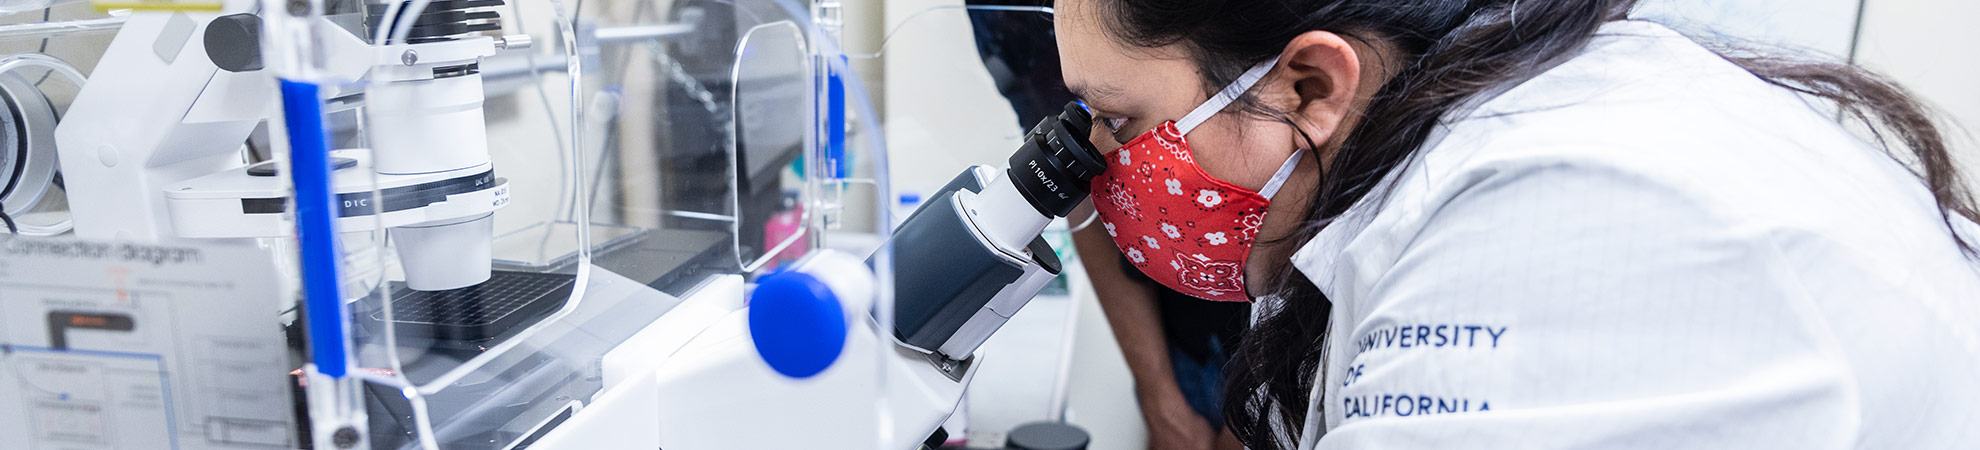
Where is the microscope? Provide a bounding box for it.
[888,100,1103,360]
[57,1,527,296]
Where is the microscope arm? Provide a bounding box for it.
[887,166,1065,359]
[886,101,1102,361]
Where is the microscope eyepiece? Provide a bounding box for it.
[1006,101,1104,218]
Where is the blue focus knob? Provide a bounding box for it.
[748,270,847,378]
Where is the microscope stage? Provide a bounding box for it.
[366,269,578,342]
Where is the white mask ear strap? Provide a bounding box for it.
[1176,57,1281,135]
[1258,149,1305,200]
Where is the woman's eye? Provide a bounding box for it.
[1105,117,1128,131]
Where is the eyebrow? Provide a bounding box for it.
[1067,81,1125,106]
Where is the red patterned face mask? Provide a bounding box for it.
[1090,59,1301,302]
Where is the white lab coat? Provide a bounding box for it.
[1288,20,1980,449]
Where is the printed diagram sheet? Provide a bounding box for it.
[0,238,294,450]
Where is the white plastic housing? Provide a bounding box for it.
[54,12,268,241]
[365,73,492,175]
[787,250,877,315]
[392,212,495,291]
[964,171,1053,254]
[936,258,1056,358]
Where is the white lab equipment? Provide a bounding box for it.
[0,54,69,236]
[54,1,516,293]
[1289,20,1980,450]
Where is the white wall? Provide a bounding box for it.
[1855,0,1980,185]
[1637,0,1980,189]
[876,1,1030,204]
[1632,0,1863,57]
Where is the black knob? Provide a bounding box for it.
[1005,421,1089,450]
[205,14,263,72]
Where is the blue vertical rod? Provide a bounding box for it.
[281,79,349,378]
[827,55,847,178]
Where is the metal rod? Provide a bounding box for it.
[593,23,694,45]
[0,16,127,42]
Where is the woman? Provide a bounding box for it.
[1055,0,1980,448]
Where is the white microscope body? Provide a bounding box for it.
[54,7,270,243]
[56,2,510,291]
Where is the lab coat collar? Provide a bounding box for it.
[1284,22,1670,448]
[1284,18,1598,298]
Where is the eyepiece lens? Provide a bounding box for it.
[1062,101,1092,133]
[1002,102,1109,218]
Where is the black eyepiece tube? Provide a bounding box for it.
[1007,101,1104,218]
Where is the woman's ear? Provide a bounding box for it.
[1273,30,1363,152]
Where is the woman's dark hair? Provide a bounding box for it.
[1087,0,1980,448]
